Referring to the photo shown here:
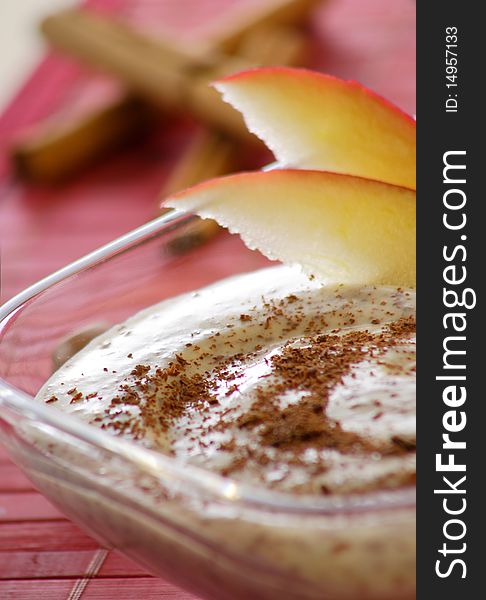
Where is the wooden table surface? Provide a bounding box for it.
[0,0,415,597]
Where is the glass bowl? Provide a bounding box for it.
[0,210,416,600]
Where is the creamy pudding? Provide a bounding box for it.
[38,265,415,497]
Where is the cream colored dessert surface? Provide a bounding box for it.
[37,265,416,496]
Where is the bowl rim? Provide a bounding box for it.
[0,209,416,516]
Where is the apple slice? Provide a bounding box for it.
[214,68,416,190]
[166,170,416,287]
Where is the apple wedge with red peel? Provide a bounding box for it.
[214,68,416,190]
[166,170,416,287]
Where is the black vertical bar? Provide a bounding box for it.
[417,3,483,597]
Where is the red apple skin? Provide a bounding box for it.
[166,168,416,288]
[214,67,416,190]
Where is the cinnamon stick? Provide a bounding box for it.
[12,94,155,183]
[200,0,319,53]
[41,9,210,108]
[40,9,252,138]
[162,130,238,197]
[161,130,241,255]
[13,1,317,183]
[236,25,310,67]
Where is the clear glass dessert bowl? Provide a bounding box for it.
[0,210,416,600]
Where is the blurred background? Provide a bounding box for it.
[0,0,415,305]
[0,1,415,596]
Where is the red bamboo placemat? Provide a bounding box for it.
[0,0,415,597]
